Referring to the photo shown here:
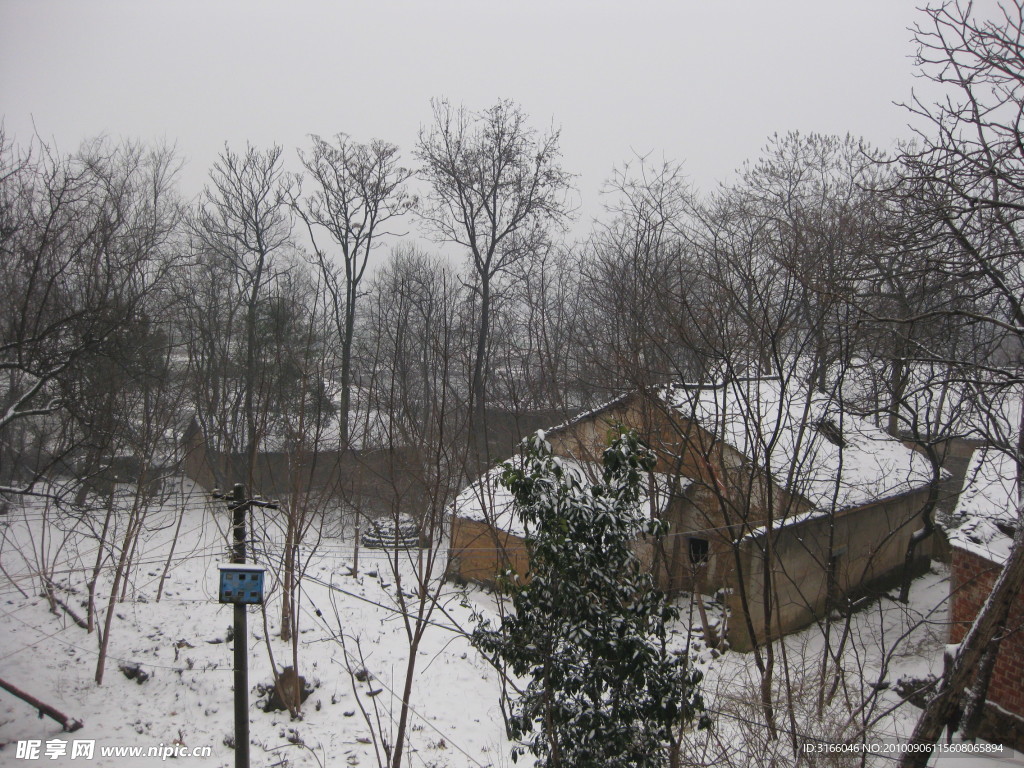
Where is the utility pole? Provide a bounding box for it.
[213,484,275,768]
[228,484,249,768]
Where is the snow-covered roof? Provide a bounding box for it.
[453,456,689,538]
[949,447,1020,564]
[841,358,1023,442]
[660,377,933,512]
[543,391,632,435]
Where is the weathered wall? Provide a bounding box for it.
[448,517,530,585]
[547,395,736,484]
[726,486,934,650]
[546,397,642,463]
[449,518,676,592]
[547,395,786,595]
[481,406,579,466]
[636,449,814,605]
[182,435,426,518]
[182,423,216,491]
[950,545,1024,739]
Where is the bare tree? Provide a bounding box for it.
[731,132,884,388]
[191,143,292,490]
[889,1,1024,762]
[293,134,413,446]
[259,272,338,645]
[491,243,588,414]
[416,99,572,458]
[348,245,473,768]
[582,155,700,391]
[0,130,189,682]
[0,133,183,498]
[93,319,188,684]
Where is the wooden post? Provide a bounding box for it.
[230,483,249,768]
[214,483,275,768]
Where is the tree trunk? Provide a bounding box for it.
[95,529,133,685]
[0,677,83,732]
[899,445,940,603]
[156,489,186,602]
[390,631,423,768]
[281,514,295,643]
[87,488,116,632]
[469,278,491,465]
[339,295,355,448]
[960,617,1006,742]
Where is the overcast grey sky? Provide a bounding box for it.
[1,1,934,231]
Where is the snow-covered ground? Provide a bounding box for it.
[0,478,1020,767]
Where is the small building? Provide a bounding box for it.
[449,377,934,650]
[948,446,1024,748]
[450,458,684,585]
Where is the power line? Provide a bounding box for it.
[252,548,465,637]
[297,588,487,768]
[0,603,234,674]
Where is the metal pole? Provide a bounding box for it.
[230,483,249,768]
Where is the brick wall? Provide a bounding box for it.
[950,546,1024,720]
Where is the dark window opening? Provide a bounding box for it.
[688,537,710,565]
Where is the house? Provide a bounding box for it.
[947,446,1024,748]
[450,457,684,587]
[449,377,934,650]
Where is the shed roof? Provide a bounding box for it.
[950,446,1020,565]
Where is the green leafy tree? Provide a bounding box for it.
[473,429,708,768]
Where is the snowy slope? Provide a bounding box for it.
[0,478,1019,767]
[0,481,507,768]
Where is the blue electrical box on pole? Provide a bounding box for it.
[217,564,266,605]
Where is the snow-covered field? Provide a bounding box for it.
[0,479,1020,767]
